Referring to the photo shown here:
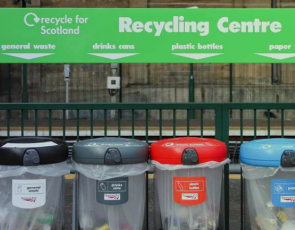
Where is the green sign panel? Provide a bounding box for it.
[0,9,295,63]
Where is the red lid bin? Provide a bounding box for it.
[150,137,228,230]
[151,137,227,165]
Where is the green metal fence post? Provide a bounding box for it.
[21,0,28,119]
[220,104,230,230]
[22,64,28,119]
[229,64,233,103]
[189,63,195,119]
[7,64,11,103]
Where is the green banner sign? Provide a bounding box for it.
[0,9,295,63]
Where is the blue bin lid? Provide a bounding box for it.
[240,138,295,167]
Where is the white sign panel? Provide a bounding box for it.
[12,179,46,209]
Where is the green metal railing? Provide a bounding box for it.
[1,103,223,140]
[0,102,226,230]
[2,102,295,230]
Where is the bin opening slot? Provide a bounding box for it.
[105,148,122,165]
[23,149,40,166]
[281,150,295,167]
[182,148,198,165]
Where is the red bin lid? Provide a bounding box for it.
[150,137,227,165]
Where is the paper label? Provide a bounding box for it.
[3,141,57,148]
[12,179,46,209]
[272,179,295,208]
[173,177,206,205]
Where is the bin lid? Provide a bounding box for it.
[150,137,227,165]
[240,138,295,167]
[73,137,149,165]
[0,137,68,166]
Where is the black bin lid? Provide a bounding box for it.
[73,137,149,165]
[0,137,68,166]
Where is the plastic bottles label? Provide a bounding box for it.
[173,177,206,205]
[12,179,46,209]
[272,179,295,208]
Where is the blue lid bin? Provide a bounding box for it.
[240,138,295,230]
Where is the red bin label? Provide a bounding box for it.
[173,177,206,205]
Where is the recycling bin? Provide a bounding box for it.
[0,137,69,230]
[150,137,229,230]
[72,137,150,230]
[240,138,295,230]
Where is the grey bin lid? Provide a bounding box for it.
[73,137,149,165]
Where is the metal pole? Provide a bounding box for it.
[189,63,195,119]
[7,64,11,103]
[271,0,279,84]
[22,0,28,118]
[22,0,26,8]
[119,63,123,103]
[229,64,233,103]
[22,64,28,118]
[66,81,69,104]
[229,64,233,118]
[66,80,69,118]
[119,64,123,119]
[0,65,1,99]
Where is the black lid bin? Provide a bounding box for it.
[73,137,149,230]
[0,137,69,230]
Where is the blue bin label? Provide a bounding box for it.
[272,179,295,208]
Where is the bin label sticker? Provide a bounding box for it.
[173,177,206,206]
[96,177,128,205]
[104,194,120,200]
[272,179,295,208]
[12,179,46,209]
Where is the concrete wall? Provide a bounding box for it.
[1,62,295,121]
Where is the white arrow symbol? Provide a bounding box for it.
[172,53,223,60]
[88,53,139,60]
[255,53,295,60]
[3,53,54,60]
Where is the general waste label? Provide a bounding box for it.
[96,177,128,205]
[1,9,295,63]
[272,179,295,208]
[12,179,46,209]
[173,177,206,206]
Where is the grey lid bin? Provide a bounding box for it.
[73,137,150,230]
[73,137,149,165]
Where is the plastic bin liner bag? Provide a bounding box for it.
[242,163,295,230]
[73,161,151,230]
[152,159,230,230]
[0,161,69,230]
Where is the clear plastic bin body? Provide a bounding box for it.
[0,173,63,230]
[78,173,146,230]
[243,164,295,230]
[154,164,224,230]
